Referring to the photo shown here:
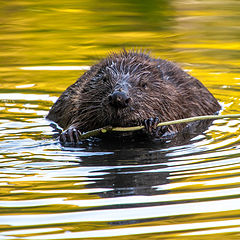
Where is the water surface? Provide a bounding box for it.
[0,0,240,239]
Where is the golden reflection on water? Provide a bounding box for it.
[0,0,240,239]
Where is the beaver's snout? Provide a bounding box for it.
[108,90,131,109]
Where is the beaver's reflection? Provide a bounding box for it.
[77,120,212,198]
[80,146,170,197]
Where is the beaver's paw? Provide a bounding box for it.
[59,128,82,145]
[143,117,167,137]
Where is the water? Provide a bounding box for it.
[0,0,240,239]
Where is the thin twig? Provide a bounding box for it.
[79,114,240,140]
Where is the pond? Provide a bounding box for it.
[0,0,240,239]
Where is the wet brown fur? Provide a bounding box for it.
[47,50,221,135]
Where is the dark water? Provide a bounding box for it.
[0,0,240,239]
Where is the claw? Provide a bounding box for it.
[160,125,168,135]
[60,131,67,143]
[143,117,167,137]
[153,117,159,129]
[59,128,82,145]
[73,129,81,143]
[68,129,75,143]
[144,118,154,133]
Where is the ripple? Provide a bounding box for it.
[12,219,239,239]
[0,198,238,227]
[1,1,240,238]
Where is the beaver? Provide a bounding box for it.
[47,49,221,144]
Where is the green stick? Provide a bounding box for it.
[79,114,240,140]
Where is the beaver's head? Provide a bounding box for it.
[79,50,181,131]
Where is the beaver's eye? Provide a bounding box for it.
[95,72,107,82]
[102,75,107,82]
[141,82,148,89]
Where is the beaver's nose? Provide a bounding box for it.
[108,91,131,108]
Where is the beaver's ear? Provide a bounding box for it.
[157,65,164,80]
